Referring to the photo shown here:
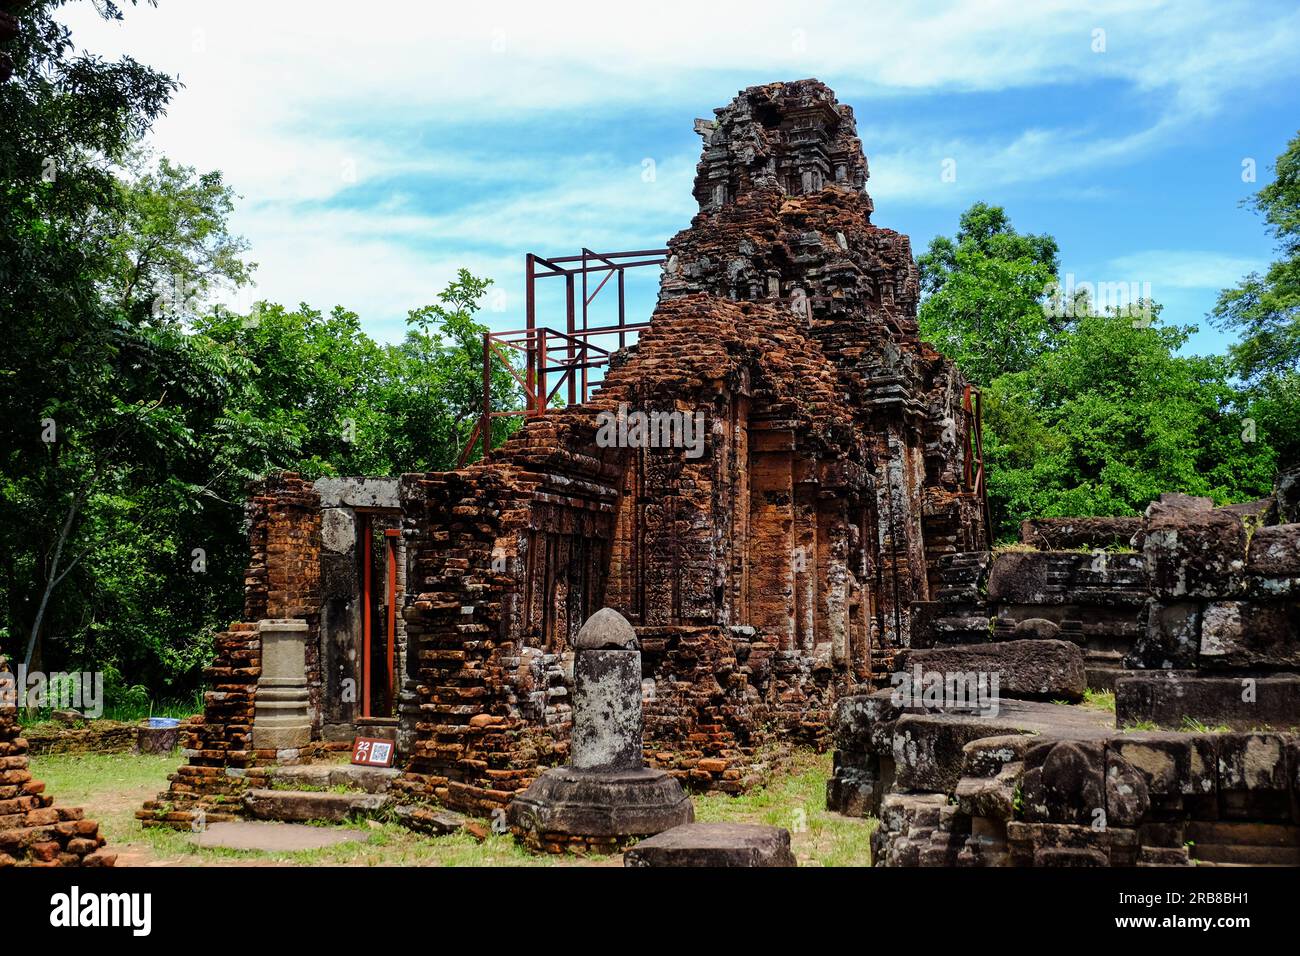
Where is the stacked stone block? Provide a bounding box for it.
[832,489,1300,866]
[1119,493,1300,729]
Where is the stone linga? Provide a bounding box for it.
[507,609,693,853]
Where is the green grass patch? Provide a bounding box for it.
[691,749,875,866]
[1120,720,1160,732]
[30,747,873,866]
[1082,689,1116,712]
[992,542,1036,554]
[1180,716,1232,734]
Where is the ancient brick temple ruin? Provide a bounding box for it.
[141,77,1299,869]
[393,79,989,816]
[142,79,989,830]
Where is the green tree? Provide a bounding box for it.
[984,302,1276,539]
[106,151,255,315]
[384,269,522,471]
[0,0,181,673]
[917,202,1061,384]
[1212,131,1300,468]
[195,301,397,479]
[917,203,1278,540]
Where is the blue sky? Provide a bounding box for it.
[64,1,1300,357]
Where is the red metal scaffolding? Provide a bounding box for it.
[458,247,668,465]
[962,384,993,542]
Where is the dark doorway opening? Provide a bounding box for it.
[359,513,400,719]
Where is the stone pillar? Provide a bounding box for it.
[571,614,643,771]
[253,619,312,751]
[508,608,693,852]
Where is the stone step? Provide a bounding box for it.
[1186,821,1300,847]
[243,789,390,823]
[266,764,399,794]
[1190,843,1300,866]
[1193,860,1297,868]
[1137,845,1189,866]
[624,823,796,867]
[393,804,467,836]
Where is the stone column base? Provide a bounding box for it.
[253,619,311,752]
[507,766,694,854]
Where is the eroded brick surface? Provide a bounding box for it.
[0,657,113,867]
[394,80,988,815]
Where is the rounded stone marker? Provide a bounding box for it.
[572,608,642,772]
[507,608,694,851]
[574,606,638,651]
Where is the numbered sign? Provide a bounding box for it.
[351,736,395,768]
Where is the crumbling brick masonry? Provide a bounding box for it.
[1,657,114,867]
[395,80,988,817]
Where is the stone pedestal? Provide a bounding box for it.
[509,766,694,847]
[508,609,693,852]
[253,619,312,751]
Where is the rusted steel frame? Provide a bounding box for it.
[541,248,667,263]
[361,512,372,718]
[384,529,400,709]
[532,258,667,277]
[457,418,481,467]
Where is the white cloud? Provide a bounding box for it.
[866,115,1183,206]
[55,0,1300,331]
[216,152,695,339]
[1104,250,1266,290]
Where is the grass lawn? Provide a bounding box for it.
[692,749,875,866]
[28,747,874,867]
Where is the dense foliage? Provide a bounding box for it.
[918,182,1297,541]
[0,2,519,706]
[917,202,1061,386]
[1211,131,1300,469]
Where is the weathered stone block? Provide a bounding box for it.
[1019,740,1105,825]
[624,822,796,867]
[961,734,1031,778]
[1141,494,1247,599]
[1127,600,1200,670]
[1108,732,1217,799]
[1007,821,1137,867]
[1115,671,1300,731]
[954,762,1022,821]
[1216,732,1291,820]
[1200,600,1299,668]
[1104,750,1150,826]
[1248,523,1300,592]
[897,639,1086,703]
[1020,517,1142,551]
[892,715,1026,793]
